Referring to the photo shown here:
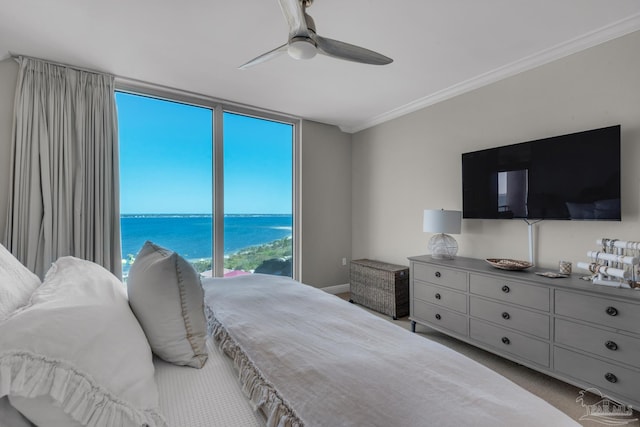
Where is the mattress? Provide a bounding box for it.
[154,336,264,427]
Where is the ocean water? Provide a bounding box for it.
[120,214,292,262]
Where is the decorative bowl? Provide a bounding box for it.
[486,258,533,271]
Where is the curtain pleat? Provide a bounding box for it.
[4,57,122,279]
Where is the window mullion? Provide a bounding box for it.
[213,105,225,277]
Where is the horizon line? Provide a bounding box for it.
[120,212,292,216]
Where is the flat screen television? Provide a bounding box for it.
[462,125,621,220]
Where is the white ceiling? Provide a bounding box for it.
[1,0,640,133]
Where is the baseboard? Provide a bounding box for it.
[321,283,350,295]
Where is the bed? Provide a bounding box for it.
[0,242,581,426]
[202,273,581,427]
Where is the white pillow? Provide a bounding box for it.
[0,243,40,320]
[9,396,83,427]
[127,241,208,368]
[0,256,167,427]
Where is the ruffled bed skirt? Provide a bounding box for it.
[0,351,167,427]
[208,316,303,427]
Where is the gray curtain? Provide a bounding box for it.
[4,57,122,279]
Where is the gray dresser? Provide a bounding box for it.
[409,255,640,409]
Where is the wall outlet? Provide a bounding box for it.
[342,257,347,266]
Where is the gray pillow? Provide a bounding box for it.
[127,241,208,368]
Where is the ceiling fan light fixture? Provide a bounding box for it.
[288,38,317,60]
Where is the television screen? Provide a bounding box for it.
[462,125,621,220]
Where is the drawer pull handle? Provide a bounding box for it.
[605,372,618,383]
[501,285,510,293]
[435,293,442,300]
[501,337,510,345]
[606,306,618,316]
[502,312,510,320]
[435,314,441,320]
[435,271,441,278]
[605,341,618,351]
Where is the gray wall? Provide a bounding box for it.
[300,120,352,287]
[0,59,352,287]
[352,30,640,270]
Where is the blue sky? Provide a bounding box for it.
[116,92,293,214]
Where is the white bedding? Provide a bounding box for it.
[203,274,581,427]
[154,336,264,427]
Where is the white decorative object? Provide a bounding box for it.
[586,251,638,265]
[576,262,629,279]
[577,238,640,289]
[423,209,462,259]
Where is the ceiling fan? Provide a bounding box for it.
[239,0,393,69]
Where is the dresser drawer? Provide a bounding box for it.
[413,263,467,291]
[555,290,640,334]
[414,281,467,313]
[470,319,549,367]
[554,347,640,404]
[555,318,640,367]
[469,274,549,311]
[412,299,468,336]
[470,296,549,339]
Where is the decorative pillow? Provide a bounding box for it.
[0,256,167,427]
[0,243,41,320]
[127,241,208,368]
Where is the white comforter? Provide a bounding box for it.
[203,274,580,427]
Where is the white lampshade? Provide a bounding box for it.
[423,210,462,234]
[423,209,462,259]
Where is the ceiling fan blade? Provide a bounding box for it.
[277,0,310,38]
[239,43,288,70]
[315,35,392,65]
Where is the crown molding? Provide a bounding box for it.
[341,13,640,134]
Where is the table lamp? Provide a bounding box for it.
[423,209,462,259]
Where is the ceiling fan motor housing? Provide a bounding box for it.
[288,37,317,59]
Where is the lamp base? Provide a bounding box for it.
[428,233,458,259]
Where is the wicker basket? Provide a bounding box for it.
[350,259,409,319]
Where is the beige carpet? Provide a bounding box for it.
[337,293,639,427]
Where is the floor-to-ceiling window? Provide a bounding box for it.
[116,92,213,279]
[116,91,297,280]
[222,112,293,277]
